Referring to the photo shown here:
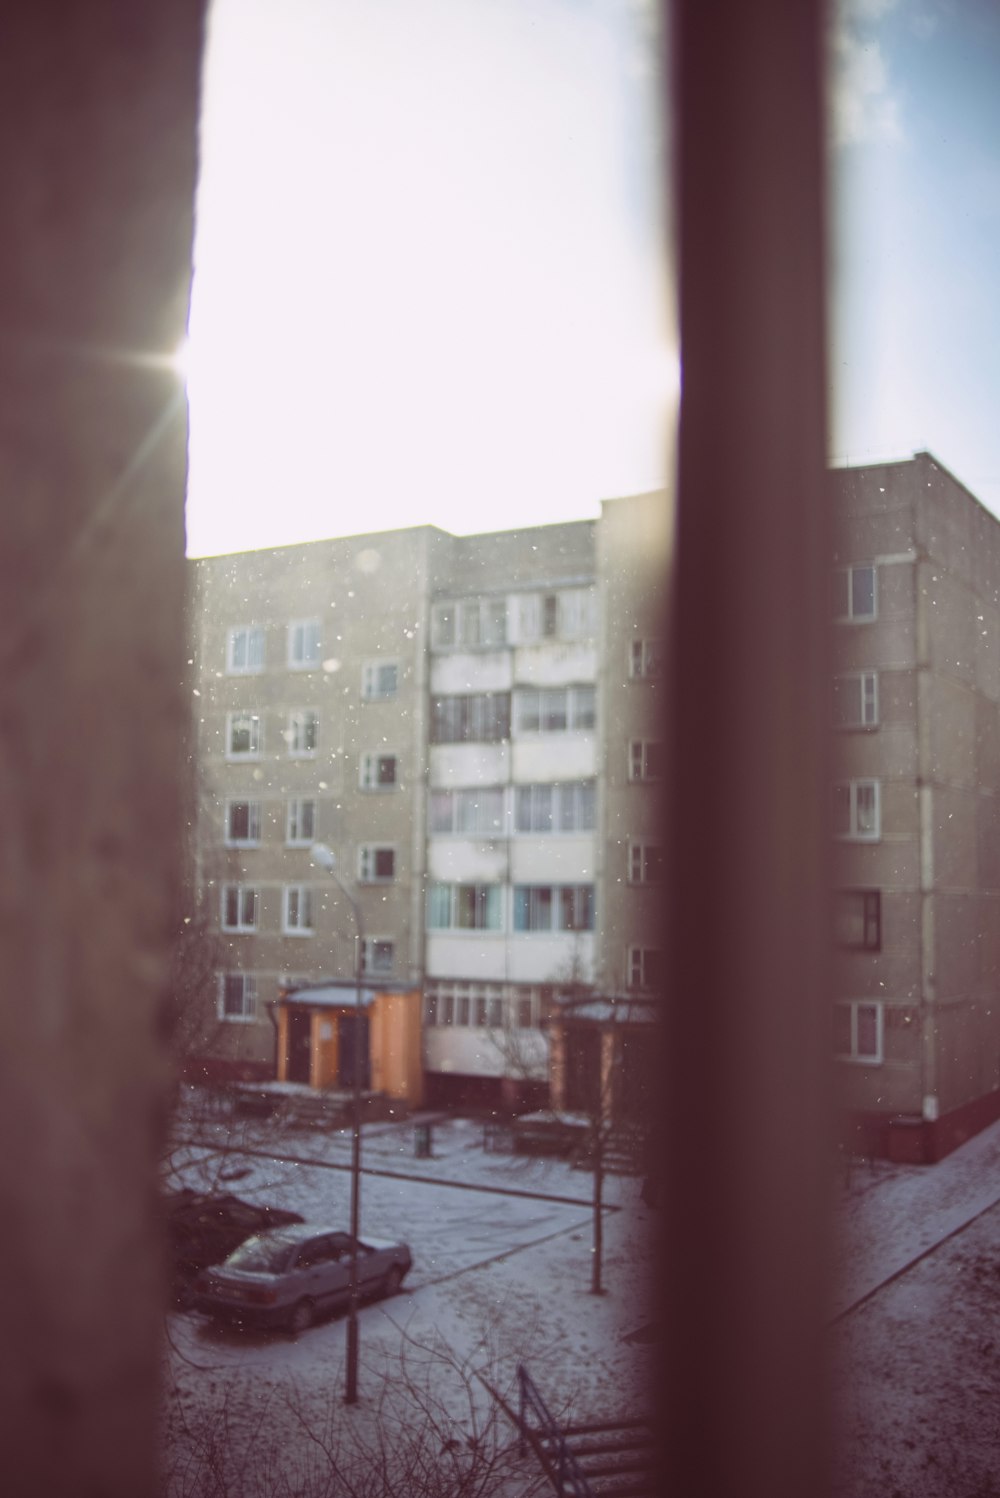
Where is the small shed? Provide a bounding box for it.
[547,995,657,1125]
[275,980,424,1107]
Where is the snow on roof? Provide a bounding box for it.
[277,981,377,1009]
[553,996,657,1026]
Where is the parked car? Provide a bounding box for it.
[163,1190,305,1307]
[195,1222,412,1333]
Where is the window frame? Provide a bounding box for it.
[361,660,399,700]
[832,563,877,623]
[286,797,316,847]
[627,945,663,992]
[512,884,595,933]
[287,618,322,670]
[629,638,664,679]
[832,779,881,842]
[832,670,878,730]
[218,972,257,1023]
[361,936,395,976]
[225,799,262,847]
[834,1000,884,1065]
[426,883,503,932]
[430,692,511,744]
[834,889,881,951]
[358,844,396,884]
[286,708,318,758]
[430,786,506,835]
[627,840,666,885]
[282,884,315,935]
[628,739,665,782]
[225,711,263,759]
[513,685,596,735]
[221,884,259,934]
[226,624,265,675]
[359,751,398,791]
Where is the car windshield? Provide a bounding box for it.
[225,1233,297,1274]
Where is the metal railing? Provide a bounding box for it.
[516,1364,593,1498]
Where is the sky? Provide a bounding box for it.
[183,0,1000,556]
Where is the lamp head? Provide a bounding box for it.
[310,841,337,872]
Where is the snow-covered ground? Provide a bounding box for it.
[162,1108,656,1496]
[163,1101,1000,1497]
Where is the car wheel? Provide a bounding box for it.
[288,1298,315,1335]
[382,1265,404,1299]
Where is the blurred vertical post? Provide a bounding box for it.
[663,2,832,1496]
[0,3,203,1495]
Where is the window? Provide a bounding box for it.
[430,693,511,744]
[628,841,665,884]
[832,671,878,729]
[288,619,321,669]
[424,982,508,1027]
[360,752,397,790]
[514,781,596,833]
[361,938,394,975]
[226,711,262,757]
[358,845,395,883]
[361,660,398,699]
[832,779,880,840]
[430,787,505,835]
[286,798,315,846]
[226,625,265,674]
[218,972,256,1022]
[832,564,877,622]
[835,890,881,951]
[283,885,314,934]
[513,885,595,932]
[514,685,596,734]
[834,1000,884,1064]
[629,739,665,782]
[287,709,318,756]
[225,800,261,846]
[221,884,258,933]
[627,946,663,992]
[629,638,664,679]
[430,598,507,650]
[542,593,559,637]
[426,884,503,931]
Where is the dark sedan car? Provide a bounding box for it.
[195,1222,412,1334]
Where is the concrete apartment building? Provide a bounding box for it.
[833,452,1000,1161]
[190,499,667,1107]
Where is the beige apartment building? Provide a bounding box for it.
[189,505,666,1105]
[833,452,1000,1160]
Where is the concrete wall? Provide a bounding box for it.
[0,2,203,1493]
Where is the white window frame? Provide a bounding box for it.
[627,840,665,885]
[226,711,262,759]
[832,563,877,623]
[359,751,398,791]
[358,844,396,884]
[218,972,257,1023]
[512,884,595,933]
[224,799,262,847]
[628,739,665,782]
[431,597,507,651]
[832,671,878,729]
[426,884,504,932]
[627,946,663,992]
[430,787,506,835]
[832,779,881,841]
[361,660,399,700]
[361,937,395,976]
[226,625,265,675]
[287,618,322,669]
[282,885,315,935]
[835,1000,884,1065]
[514,781,597,834]
[629,638,664,679]
[221,884,259,933]
[514,685,596,735]
[287,709,319,757]
[286,797,316,846]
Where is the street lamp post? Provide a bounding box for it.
[311,841,364,1406]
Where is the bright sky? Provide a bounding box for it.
[184,0,671,557]
[184,0,1000,557]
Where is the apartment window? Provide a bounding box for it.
[226,711,262,758]
[225,799,261,846]
[361,661,398,699]
[288,618,321,668]
[361,938,394,976]
[430,692,511,744]
[834,1000,884,1064]
[283,885,314,934]
[358,845,395,883]
[832,671,878,729]
[226,625,265,674]
[514,685,596,734]
[221,885,258,933]
[515,781,596,833]
[426,884,503,931]
[629,638,664,679]
[832,563,877,622]
[832,779,880,841]
[430,787,505,835]
[286,798,315,846]
[835,890,881,951]
[219,972,257,1022]
[628,841,666,885]
[627,946,664,992]
[424,981,506,1027]
[513,885,595,932]
[287,709,318,756]
[629,739,665,782]
[360,752,397,790]
[431,598,507,650]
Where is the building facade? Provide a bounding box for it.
[189,499,668,1104]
